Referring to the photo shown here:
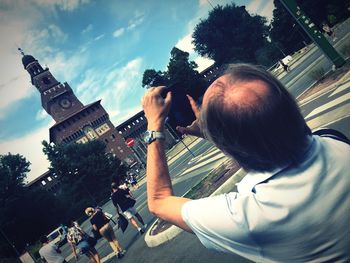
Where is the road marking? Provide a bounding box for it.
[305,92,350,120]
[182,151,225,175]
[307,103,350,130]
[330,82,350,97]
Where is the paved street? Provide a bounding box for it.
[58,21,350,263]
[279,18,350,98]
[59,139,226,262]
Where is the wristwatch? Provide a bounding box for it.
[143,130,165,145]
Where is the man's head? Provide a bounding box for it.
[111,182,119,192]
[201,64,311,172]
[85,207,95,217]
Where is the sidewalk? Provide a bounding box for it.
[106,230,251,263]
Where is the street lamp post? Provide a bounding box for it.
[279,0,345,68]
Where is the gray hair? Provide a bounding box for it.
[200,64,311,172]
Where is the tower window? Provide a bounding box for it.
[111,134,115,139]
[105,139,109,143]
[42,77,51,85]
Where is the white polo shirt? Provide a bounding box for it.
[182,136,350,262]
[39,242,65,263]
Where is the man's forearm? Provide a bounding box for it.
[147,139,173,214]
[146,138,193,232]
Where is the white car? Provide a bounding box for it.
[47,226,67,247]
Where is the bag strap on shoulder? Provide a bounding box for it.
[313,128,350,145]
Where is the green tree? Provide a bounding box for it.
[0,153,30,206]
[192,3,269,64]
[142,69,169,88]
[0,153,63,260]
[42,140,126,220]
[270,0,349,56]
[142,47,206,99]
[270,0,311,55]
[167,47,207,98]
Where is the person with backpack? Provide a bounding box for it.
[111,182,147,234]
[85,207,126,259]
[66,221,100,263]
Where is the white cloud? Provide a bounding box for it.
[258,1,275,22]
[94,34,104,41]
[175,33,214,73]
[127,15,144,30]
[113,28,125,38]
[35,109,49,121]
[48,24,68,42]
[246,0,274,21]
[43,51,88,84]
[109,105,142,126]
[194,56,214,72]
[76,57,144,127]
[0,74,34,117]
[198,0,209,7]
[31,0,90,12]
[82,23,93,34]
[112,14,145,38]
[0,1,44,115]
[0,121,54,183]
[175,34,195,53]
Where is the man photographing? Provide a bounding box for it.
[141,64,350,262]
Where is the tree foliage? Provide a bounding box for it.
[0,153,30,206]
[192,4,269,64]
[42,140,126,212]
[142,47,206,98]
[142,69,169,88]
[270,0,350,55]
[0,153,63,260]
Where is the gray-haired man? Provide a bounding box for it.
[141,64,350,262]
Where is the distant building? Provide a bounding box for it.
[20,51,135,164]
[25,170,61,194]
[20,51,139,193]
[116,110,178,165]
[23,53,221,192]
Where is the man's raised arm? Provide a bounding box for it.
[141,87,193,232]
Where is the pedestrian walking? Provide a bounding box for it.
[111,182,147,234]
[66,221,100,263]
[39,236,67,263]
[127,172,139,189]
[322,22,337,41]
[279,59,289,72]
[141,63,350,262]
[85,207,126,259]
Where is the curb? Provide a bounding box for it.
[144,165,247,247]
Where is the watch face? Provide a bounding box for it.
[59,98,72,109]
[143,131,154,144]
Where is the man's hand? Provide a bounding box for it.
[141,86,172,131]
[176,95,203,138]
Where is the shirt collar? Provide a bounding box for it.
[237,135,315,194]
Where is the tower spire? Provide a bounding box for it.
[18,47,25,56]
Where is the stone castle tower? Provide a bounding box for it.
[20,50,135,165]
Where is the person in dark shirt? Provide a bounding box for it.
[85,207,126,259]
[111,182,147,234]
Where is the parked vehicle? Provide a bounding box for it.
[47,226,67,247]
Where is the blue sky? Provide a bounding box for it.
[0,0,274,182]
